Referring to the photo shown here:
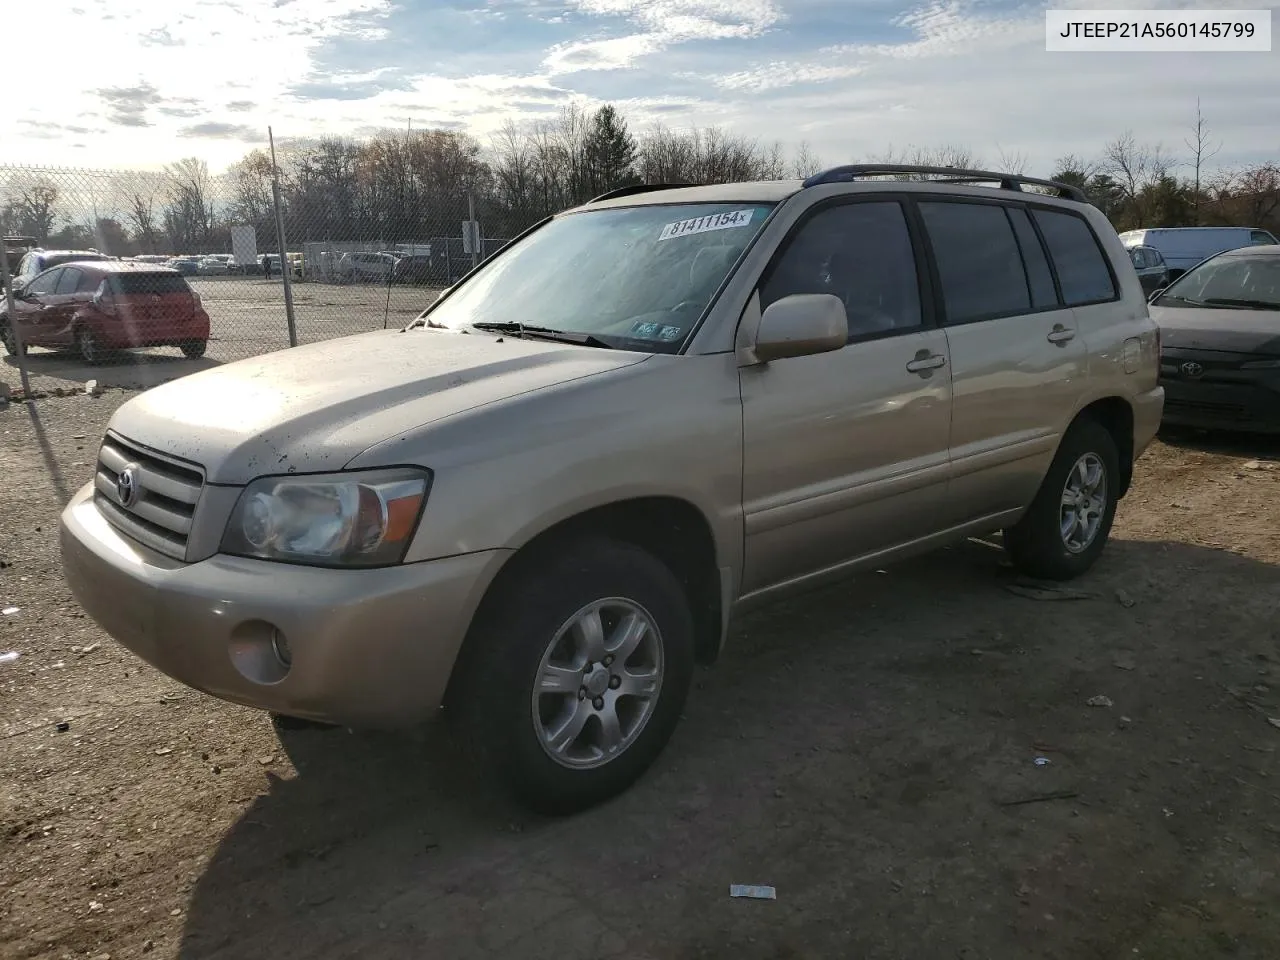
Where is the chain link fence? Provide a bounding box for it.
[0,161,513,394]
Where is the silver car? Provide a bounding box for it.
[60,165,1164,813]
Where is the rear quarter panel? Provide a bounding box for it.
[1072,206,1161,418]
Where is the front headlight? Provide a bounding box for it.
[221,468,431,567]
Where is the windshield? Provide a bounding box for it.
[422,202,776,351]
[1157,254,1280,310]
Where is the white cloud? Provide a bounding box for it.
[545,0,784,73]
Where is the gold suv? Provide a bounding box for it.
[60,166,1164,813]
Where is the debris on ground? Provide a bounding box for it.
[2,606,19,616]
[1034,757,1052,766]
[1242,460,1274,471]
[1087,695,1115,708]
[730,885,777,900]
[1114,588,1136,608]
[1004,583,1099,602]
[0,651,19,665]
[1268,718,1280,731]
[56,721,70,732]
[154,747,173,756]
[999,791,1079,807]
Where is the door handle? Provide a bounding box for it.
[905,352,947,374]
[1047,326,1076,344]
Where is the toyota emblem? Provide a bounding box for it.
[116,464,140,507]
[1180,361,1205,378]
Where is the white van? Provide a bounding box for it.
[1119,226,1277,280]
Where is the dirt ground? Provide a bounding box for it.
[2,390,1278,960]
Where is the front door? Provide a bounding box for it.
[739,197,953,596]
[11,267,65,348]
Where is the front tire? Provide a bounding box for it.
[1004,418,1120,581]
[449,537,695,815]
[180,339,207,360]
[0,317,19,357]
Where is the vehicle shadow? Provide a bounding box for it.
[176,536,1280,960]
[3,349,220,392]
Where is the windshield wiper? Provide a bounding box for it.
[1156,294,1206,306]
[1202,297,1280,310]
[470,321,615,349]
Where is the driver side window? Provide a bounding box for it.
[26,269,63,296]
[759,201,923,342]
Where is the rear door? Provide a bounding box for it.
[42,266,87,345]
[914,197,1090,525]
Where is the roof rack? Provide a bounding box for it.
[802,164,1086,202]
[587,183,700,204]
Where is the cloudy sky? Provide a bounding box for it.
[8,0,1279,177]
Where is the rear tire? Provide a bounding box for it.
[180,339,207,360]
[1003,418,1120,581]
[75,327,104,364]
[448,537,695,815]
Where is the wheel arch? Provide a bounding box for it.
[443,495,725,709]
[1072,396,1135,498]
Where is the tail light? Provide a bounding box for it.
[191,290,202,307]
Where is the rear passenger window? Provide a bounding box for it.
[1251,230,1276,245]
[919,201,1029,324]
[1031,208,1117,305]
[761,200,922,341]
[1006,208,1058,308]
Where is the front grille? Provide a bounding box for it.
[93,432,204,560]
[1164,397,1249,420]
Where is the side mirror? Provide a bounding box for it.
[747,293,847,364]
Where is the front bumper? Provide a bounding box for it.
[1159,378,1280,434]
[59,482,509,728]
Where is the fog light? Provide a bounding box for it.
[270,628,292,667]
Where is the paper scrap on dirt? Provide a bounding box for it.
[730,885,777,900]
[0,652,19,664]
[1087,695,1115,708]
[2,607,19,616]
[1003,583,1098,602]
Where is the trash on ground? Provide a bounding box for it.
[1004,583,1098,602]
[84,380,99,396]
[56,721,70,732]
[154,747,173,756]
[1034,757,1051,766]
[2,606,19,616]
[999,790,1079,807]
[730,885,777,900]
[1243,460,1274,471]
[1114,588,1136,608]
[1087,695,1115,708]
[1268,718,1280,730]
[88,900,104,913]
[0,651,19,664]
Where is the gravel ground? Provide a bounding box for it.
[2,278,442,399]
[2,391,1279,960]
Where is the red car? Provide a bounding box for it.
[1,261,210,363]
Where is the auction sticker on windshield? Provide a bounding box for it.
[658,209,757,242]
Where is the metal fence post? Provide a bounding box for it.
[269,126,299,348]
[467,192,479,271]
[0,244,31,398]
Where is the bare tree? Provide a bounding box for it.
[790,140,825,179]
[994,144,1029,175]
[1183,99,1221,224]
[2,177,60,243]
[126,188,162,253]
[872,144,981,179]
[163,157,217,253]
[1099,132,1172,224]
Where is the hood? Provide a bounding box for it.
[1150,305,1280,355]
[108,328,649,484]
